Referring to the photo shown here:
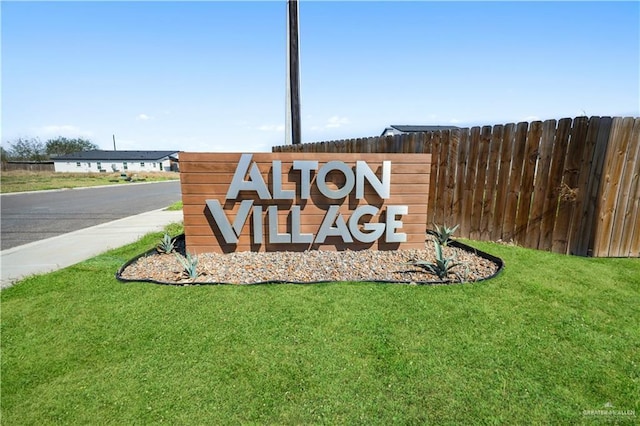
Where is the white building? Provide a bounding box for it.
[53,150,179,173]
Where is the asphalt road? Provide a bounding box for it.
[0,181,182,250]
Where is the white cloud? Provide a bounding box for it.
[309,116,351,133]
[37,124,93,138]
[522,115,541,122]
[257,124,285,132]
[136,113,153,121]
[449,118,462,124]
[325,116,349,129]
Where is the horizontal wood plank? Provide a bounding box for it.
[183,210,429,227]
[181,183,430,197]
[179,171,430,185]
[181,194,428,206]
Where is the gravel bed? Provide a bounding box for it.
[119,238,501,285]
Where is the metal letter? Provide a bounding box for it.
[226,154,272,200]
[291,205,313,243]
[316,161,354,199]
[272,160,295,200]
[292,160,318,199]
[252,205,263,244]
[348,205,385,243]
[385,205,408,243]
[226,154,251,199]
[356,160,390,199]
[315,205,353,243]
[206,199,254,244]
[233,200,253,236]
[268,205,291,243]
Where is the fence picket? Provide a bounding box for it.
[514,121,543,244]
[503,122,529,242]
[582,117,613,256]
[414,132,426,154]
[554,116,589,254]
[593,118,632,256]
[606,117,638,256]
[468,126,491,240]
[443,130,458,225]
[454,129,470,234]
[539,118,572,251]
[462,127,481,239]
[525,119,556,249]
[483,125,503,241]
[572,117,603,255]
[619,119,640,257]
[425,132,439,227]
[493,123,515,242]
[434,132,449,226]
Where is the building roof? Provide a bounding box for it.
[53,150,179,161]
[381,125,460,136]
[391,125,460,132]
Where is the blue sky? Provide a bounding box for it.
[2,1,638,153]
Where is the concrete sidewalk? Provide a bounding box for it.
[1,208,184,289]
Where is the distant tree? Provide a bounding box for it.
[1,145,9,164]
[46,137,98,157]
[7,137,47,161]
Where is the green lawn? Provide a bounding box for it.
[165,200,183,211]
[0,171,179,193]
[1,227,638,424]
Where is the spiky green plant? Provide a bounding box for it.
[156,233,176,254]
[431,223,460,246]
[407,240,460,280]
[175,252,199,280]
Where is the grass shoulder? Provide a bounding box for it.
[0,170,179,193]
[165,200,183,211]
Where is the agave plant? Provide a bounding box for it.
[407,240,459,280]
[431,223,460,246]
[157,233,176,254]
[175,252,199,279]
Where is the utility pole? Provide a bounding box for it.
[286,0,301,145]
[113,134,117,151]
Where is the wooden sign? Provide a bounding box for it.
[180,152,431,253]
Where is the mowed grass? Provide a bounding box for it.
[0,170,179,193]
[165,200,183,211]
[1,227,638,424]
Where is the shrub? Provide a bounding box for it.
[430,223,459,246]
[156,233,176,254]
[407,239,460,281]
[175,252,199,280]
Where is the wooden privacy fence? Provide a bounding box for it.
[273,116,640,257]
[1,161,55,172]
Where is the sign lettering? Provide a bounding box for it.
[207,154,403,245]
